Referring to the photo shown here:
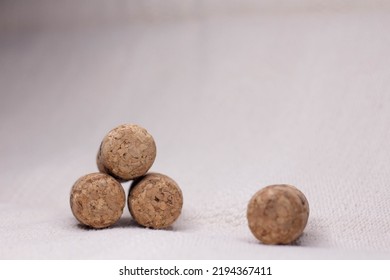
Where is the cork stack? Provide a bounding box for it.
[70,124,183,229]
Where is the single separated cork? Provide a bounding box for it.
[128,173,183,229]
[247,184,309,245]
[70,172,125,229]
[97,124,156,181]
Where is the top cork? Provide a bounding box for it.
[97,124,157,181]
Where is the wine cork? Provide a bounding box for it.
[70,172,125,229]
[247,184,309,245]
[128,173,183,229]
[97,124,156,181]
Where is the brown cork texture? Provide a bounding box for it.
[97,124,157,181]
[70,172,125,229]
[247,184,309,245]
[128,173,183,229]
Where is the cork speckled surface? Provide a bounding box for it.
[97,124,156,181]
[129,173,183,229]
[247,185,309,245]
[70,173,126,229]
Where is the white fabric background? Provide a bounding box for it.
[1,1,390,259]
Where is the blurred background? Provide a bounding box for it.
[1,0,390,259]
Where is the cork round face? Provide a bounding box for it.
[128,173,183,229]
[247,184,309,245]
[97,124,157,181]
[70,173,125,229]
